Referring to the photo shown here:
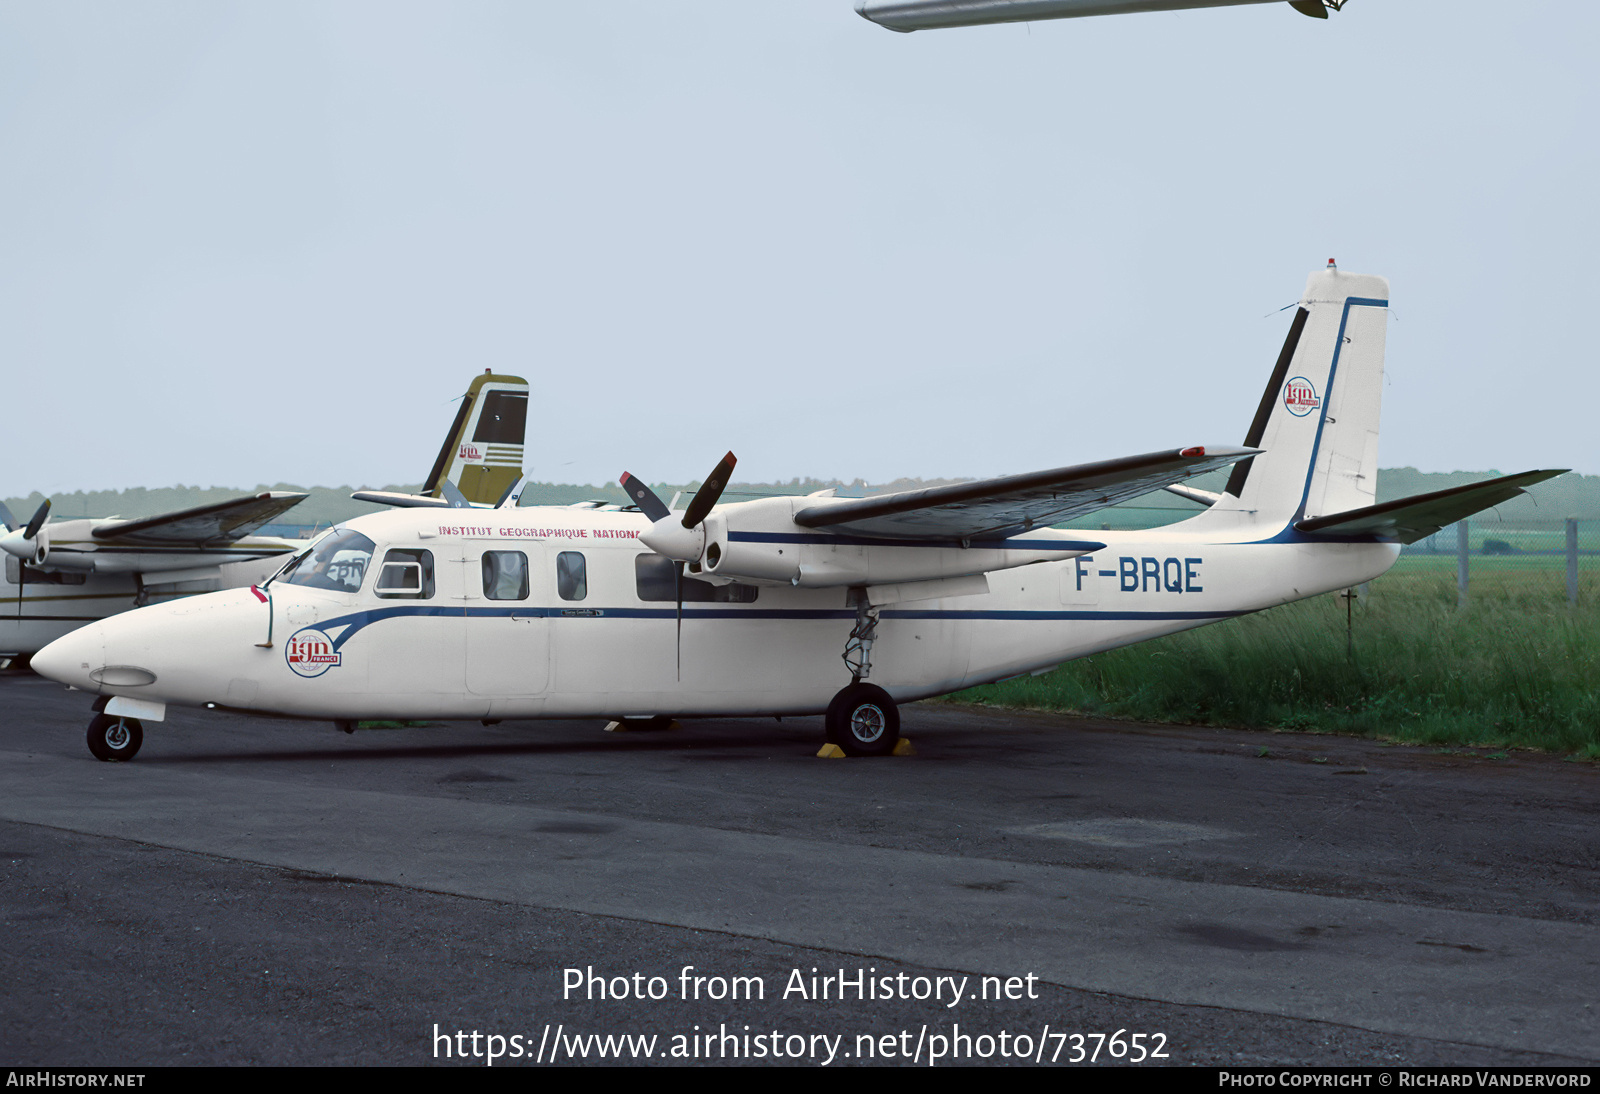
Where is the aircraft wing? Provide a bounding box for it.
[792,446,1257,541]
[91,491,308,546]
[350,490,450,509]
[1294,470,1569,544]
[855,0,1328,33]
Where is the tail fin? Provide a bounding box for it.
[420,371,529,505]
[1220,265,1389,526]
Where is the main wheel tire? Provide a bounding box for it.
[825,683,900,757]
[87,713,143,762]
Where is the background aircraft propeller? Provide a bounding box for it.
[4,499,51,620]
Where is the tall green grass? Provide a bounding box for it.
[951,571,1600,756]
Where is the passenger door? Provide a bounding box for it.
[465,546,550,697]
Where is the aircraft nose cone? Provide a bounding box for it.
[32,623,105,690]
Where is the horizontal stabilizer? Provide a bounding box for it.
[92,492,307,546]
[351,491,451,509]
[794,445,1257,541]
[1294,470,1568,544]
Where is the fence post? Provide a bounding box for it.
[1568,518,1579,607]
[1457,521,1470,608]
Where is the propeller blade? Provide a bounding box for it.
[0,501,16,533]
[440,481,473,509]
[494,475,529,510]
[619,473,671,523]
[681,452,736,529]
[23,500,50,540]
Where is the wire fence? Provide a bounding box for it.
[1398,517,1598,606]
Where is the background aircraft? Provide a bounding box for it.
[31,267,1564,762]
[855,0,1347,32]
[0,370,531,662]
[350,371,530,511]
[0,493,306,664]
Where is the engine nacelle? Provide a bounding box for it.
[701,515,801,585]
[696,496,1103,589]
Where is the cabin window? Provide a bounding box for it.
[556,551,587,601]
[375,548,435,599]
[634,554,759,603]
[4,558,87,585]
[278,529,376,593]
[472,391,529,445]
[482,551,529,601]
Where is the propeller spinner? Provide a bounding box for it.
[0,499,52,566]
[623,452,736,564]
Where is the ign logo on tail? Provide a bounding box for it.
[285,628,341,678]
[458,443,483,461]
[1283,376,1321,417]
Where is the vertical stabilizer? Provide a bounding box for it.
[421,372,529,505]
[1222,267,1389,526]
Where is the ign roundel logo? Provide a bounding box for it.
[1282,376,1322,417]
[285,628,341,678]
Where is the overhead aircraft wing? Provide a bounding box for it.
[91,491,308,546]
[854,0,1332,34]
[1294,470,1568,544]
[792,446,1257,541]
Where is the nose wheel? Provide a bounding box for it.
[825,682,900,757]
[87,713,143,762]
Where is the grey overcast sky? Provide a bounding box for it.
[1,1,1594,496]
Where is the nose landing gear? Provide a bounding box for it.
[87,713,143,762]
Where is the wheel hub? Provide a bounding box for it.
[105,721,129,749]
[849,703,885,744]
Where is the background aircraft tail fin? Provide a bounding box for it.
[1218,265,1390,527]
[420,371,529,505]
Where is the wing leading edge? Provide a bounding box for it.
[792,446,1258,541]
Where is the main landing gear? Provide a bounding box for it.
[825,681,900,757]
[824,590,901,757]
[87,713,143,762]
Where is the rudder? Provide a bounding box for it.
[421,371,529,505]
[1222,266,1389,526]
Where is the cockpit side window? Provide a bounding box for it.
[278,529,376,594]
[375,548,435,599]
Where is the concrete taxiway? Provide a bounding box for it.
[2,671,1596,1066]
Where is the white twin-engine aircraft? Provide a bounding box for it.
[34,267,1563,761]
